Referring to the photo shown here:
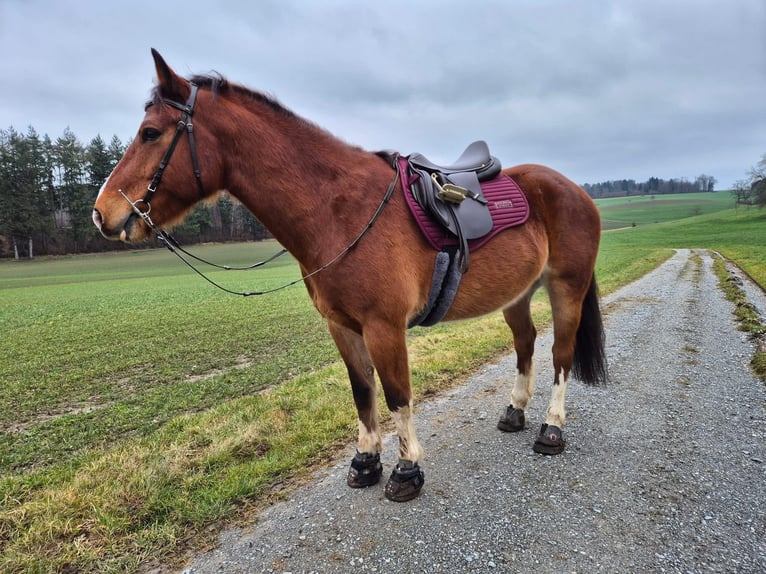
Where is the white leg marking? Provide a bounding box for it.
[357,418,382,454]
[510,365,536,409]
[391,404,424,462]
[545,372,568,428]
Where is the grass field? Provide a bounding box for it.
[595,191,735,230]
[1,198,764,572]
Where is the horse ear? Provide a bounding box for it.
[151,48,187,101]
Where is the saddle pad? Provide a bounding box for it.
[398,157,530,251]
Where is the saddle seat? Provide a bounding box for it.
[408,140,499,177]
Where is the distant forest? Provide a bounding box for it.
[582,174,717,198]
[0,127,269,259]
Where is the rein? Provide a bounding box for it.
[121,80,399,296]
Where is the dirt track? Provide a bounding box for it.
[181,249,766,574]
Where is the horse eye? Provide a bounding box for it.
[141,127,162,142]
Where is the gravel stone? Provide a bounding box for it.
[181,249,766,574]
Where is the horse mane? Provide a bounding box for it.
[147,72,298,121]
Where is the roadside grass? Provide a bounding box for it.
[711,256,766,380]
[0,201,764,572]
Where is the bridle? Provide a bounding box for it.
[119,80,399,296]
[146,83,206,204]
[120,82,204,222]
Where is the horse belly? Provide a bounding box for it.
[442,228,548,320]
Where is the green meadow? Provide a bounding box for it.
[0,196,764,572]
[596,191,736,230]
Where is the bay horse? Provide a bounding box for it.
[92,50,607,502]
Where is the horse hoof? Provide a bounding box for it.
[347,451,382,488]
[384,461,424,502]
[497,405,525,432]
[533,423,565,455]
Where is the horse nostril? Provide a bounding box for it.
[92,209,103,230]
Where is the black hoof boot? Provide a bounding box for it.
[533,423,565,455]
[497,405,526,432]
[384,460,424,502]
[347,451,383,488]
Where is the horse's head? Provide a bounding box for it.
[93,49,222,242]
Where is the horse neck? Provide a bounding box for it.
[217,102,390,267]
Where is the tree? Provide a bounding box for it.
[54,128,94,252]
[751,178,766,206]
[0,127,56,258]
[734,154,766,208]
[748,154,766,207]
[694,174,717,192]
[108,134,126,167]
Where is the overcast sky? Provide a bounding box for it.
[1,0,764,187]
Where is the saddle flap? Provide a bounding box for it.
[444,171,493,238]
[410,168,493,240]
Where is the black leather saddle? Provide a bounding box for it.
[406,140,501,271]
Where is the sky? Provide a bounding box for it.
[1,0,764,188]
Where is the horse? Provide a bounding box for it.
[92,49,607,502]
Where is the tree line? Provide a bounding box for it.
[582,174,717,198]
[0,126,269,259]
[3,124,762,259]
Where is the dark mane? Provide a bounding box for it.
[147,72,297,119]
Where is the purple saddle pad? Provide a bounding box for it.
[398,157,530,251]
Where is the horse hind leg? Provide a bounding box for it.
[533,275,593,455]
[327,321,384,488]
[497,285,539,433]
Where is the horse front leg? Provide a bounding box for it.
[327,321,383,488]
[362,319,425,502]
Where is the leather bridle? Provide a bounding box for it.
[145,82,205,204]
[117,80,400,297]
[121,82,205,223]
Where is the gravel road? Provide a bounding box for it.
[181,249,766,574]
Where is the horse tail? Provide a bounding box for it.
[572,273,608,385]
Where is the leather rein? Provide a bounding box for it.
[120,81,398,296]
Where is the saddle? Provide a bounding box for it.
[384,141,529,328]
[403,140,501,272]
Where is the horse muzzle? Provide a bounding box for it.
[92,208,142,242]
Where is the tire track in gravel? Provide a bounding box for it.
[181,249,765,574]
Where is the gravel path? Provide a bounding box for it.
[182,249,766,574]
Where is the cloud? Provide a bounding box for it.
[1,0,764,186]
